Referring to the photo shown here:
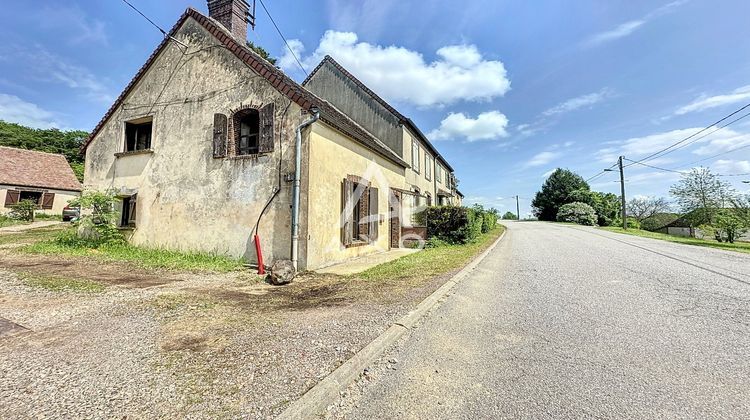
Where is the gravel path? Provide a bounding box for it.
[333,221,750,419]
[0,247,462,418]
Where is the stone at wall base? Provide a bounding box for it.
[269,260,295,285]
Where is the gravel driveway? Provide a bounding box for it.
[0,246,466,418]
[333,221,750,419]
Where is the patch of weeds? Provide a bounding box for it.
[0,225,64,246]
[153,293,219,312]
[19,272,105,293]
[21,228,245,272]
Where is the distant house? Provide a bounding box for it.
[0,146,82,214]
[81,1,461,270]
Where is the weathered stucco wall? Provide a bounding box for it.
[304,63,404,157]
[84,17,306,264]
[0,185,79,215]
[305,121,407,269]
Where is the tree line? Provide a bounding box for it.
[0,120,87,181]
[531,168,750,243]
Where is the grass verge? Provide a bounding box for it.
[22,240,246,272]
[359,225,505,282]
[19,272,105,293]
[0,225,65,245]
[600,226,750,254]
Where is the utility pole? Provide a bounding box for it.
[618,155,627,230]
[516,195,520,221]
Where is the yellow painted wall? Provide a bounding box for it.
[0,185,79,215]
[305,121,407,269]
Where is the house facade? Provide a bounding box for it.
[1,146,81,215]
[82,1,460,270]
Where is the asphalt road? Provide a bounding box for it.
[340,222,750,419]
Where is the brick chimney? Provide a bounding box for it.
[207,0,251,41]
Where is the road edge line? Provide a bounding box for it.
[278,227,508,419]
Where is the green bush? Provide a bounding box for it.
[67,189,125,247]
[501,211,518,220]
[613,217,642,229]
[556,202,597,226]
[416,205,498,244]
[10,200,38,222]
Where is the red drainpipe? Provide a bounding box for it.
[254,234,265,275]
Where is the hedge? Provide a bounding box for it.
[416,205,497,244]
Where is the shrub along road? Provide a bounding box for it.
[332,221,750,418]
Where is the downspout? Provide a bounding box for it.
[291,107,320,271]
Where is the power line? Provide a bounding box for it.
[624,102,750,168]
[623,158,687,174]
[585,162,618,183]
[120,0,187,49]
[257,0,307,76]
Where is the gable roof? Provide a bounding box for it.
[303,55,454,172]
[82,8,406,168]
[0,146,82,192]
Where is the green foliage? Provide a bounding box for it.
[416,205,497,244]
[670,167,734,225]
[68,189,124,247]
[640,213,680,232]
[501,211,518,220]
[10,200,38,222]
[0,214,24,228]
[570,189,620,226]
[246,41,277,65]
[532,169,590,221]
[0,120,87,181]
[713,210,749,243]
[556,202,597,226]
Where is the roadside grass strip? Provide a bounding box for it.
[19,272,105,293]
[600,227,750,254]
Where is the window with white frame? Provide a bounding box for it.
[412,140,420,173]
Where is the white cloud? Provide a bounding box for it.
[37,6,108,46]
[278,39,305,72]
[17,46,113,103]
[0,94,66,129]
[525,151,561,168]
[287,31,511,107]
[713,159,750,174]
[542,169,556,178]
[428,111,509,141]
[596,127,750,163]
[674,85,750,116]
[582,1,687,47]
[585,20,646,47]
[542,89,614,116]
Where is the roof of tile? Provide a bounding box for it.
[303,55,455,172]
[0,146,82,191]
[82,8,407,168]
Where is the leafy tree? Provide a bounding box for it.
[502,211,518,220]
[669,167,733,225]
[569,189,620,226]
[532,169,590,221]
[556,202,597,226]
[247,41,277,65]
[627,196,671,222]
[67,189,125,246]
[0,120,87,182]
[713,210,746,243]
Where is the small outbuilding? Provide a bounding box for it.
[0,146,82,215]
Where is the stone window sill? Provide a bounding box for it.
[115,149,154,158]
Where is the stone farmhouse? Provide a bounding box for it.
[1,146,81,215]
[82,0,461,270]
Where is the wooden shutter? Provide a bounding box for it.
[213,113,228,158]
[259,103,275,153]
[369,187,379,241]
[358,187,369,240]
[4,190,20,207]
[342,178,353,246]
[41,192,55,209]
[128,194,137,226]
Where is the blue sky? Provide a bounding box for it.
[1,0,750,216]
